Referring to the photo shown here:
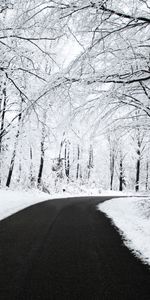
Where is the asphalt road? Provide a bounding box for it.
[0,196,150,300]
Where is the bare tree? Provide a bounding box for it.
[87,144,94,180]
[76,144,80,180]
[6,96,24,187]
[37,110,47,188]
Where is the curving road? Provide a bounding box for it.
[0,196,150,300]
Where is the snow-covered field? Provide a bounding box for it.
[98,197,150,266]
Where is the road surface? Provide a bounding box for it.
[0,196,150,300]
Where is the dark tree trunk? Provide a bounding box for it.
[59,139,64,161]
[65,142,70,180]
[110,154,115,190]
[67,151,70,178]
[0,81,6,186]
[37,110,47,188]
[6,150,16,187]
[119,157,123,191]
[135,126,142,192]
[135,148,141,192]
[37,129,45,187]
[0,81,6,153]
[37,144,44,187]
[6,111,22,187]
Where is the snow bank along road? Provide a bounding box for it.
[0,196,150,300]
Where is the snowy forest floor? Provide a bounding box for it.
[0,189,150,267]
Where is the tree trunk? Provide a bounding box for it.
[88,145,93,180]
[110,153,115,190]
[37,109,47,188]
[119,157,123,191]
[37,126,45,188]
[65,142,70,180]
[67,150,70,180]
[0,81,6,153]
[17,161,22,184]
[30,147,34,186]
[135,149,140,192]
[37,142,44,187]
[0,82,7,186]
[6,111,22,187]
[0,80,6,186]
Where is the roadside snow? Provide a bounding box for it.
[0,187,129,221]
[0,189,85,221]
[98,197,150,266]
[0,188,101,221]
[0,189,51,221]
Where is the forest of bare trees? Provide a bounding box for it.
[0,0,150,193]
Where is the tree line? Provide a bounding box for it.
[0,0,150,192]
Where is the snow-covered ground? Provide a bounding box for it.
[0,188,101,221]
[0,189,51,221]
[0,188,128,221]
[98,197,150,266]
[0,188,88,221]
